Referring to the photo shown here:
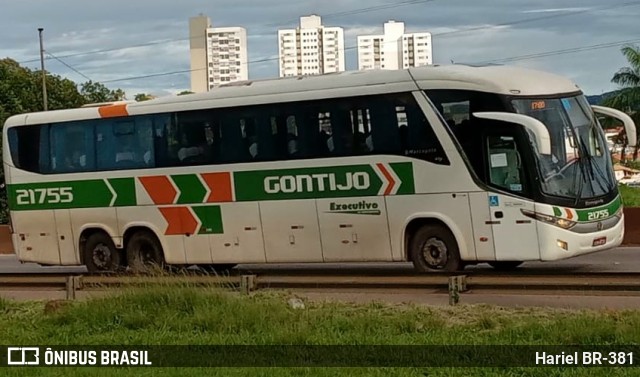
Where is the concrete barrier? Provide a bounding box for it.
[1,209,640,255]
[0,225,12,254]
[623,208,640,245]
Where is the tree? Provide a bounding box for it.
[80,80,126,103]
[603,45,640,161]
[134,93,155,102]
[0,59,90,223]
[0,59,126,223]
[177,90,194,96]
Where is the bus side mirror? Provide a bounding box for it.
[472,112,552,155]
[591,105,637,146]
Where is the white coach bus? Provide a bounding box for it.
[3,64,635,273]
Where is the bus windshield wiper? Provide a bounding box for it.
[576,135,609,198]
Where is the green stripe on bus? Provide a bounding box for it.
[192,206,224,234]
[8,180,115,210]
[552,196,622,222]
[574,196,622,222]
[390,162,415,195]
[7,162,415,210]
[108,178,136,206]
[233,163,416,201]
[172,174,207,204]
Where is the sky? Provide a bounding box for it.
[0,0,638,98]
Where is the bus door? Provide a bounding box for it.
[483,129,540,261]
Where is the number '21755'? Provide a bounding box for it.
[15,188,73,205]
[587,209,609,221]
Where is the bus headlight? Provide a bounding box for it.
[521,209,577,229]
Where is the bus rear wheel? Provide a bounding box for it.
[83,232,121,273]
[488,261,523,271]
[126,230,165,274]
[410,224,463,272]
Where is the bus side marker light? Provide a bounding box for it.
[557,240,568,250]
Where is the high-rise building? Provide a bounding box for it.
[189,14,249,93]
[357,21,432,71]
[278,15,345,77]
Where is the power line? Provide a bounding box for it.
[45,51,93,81]
[25,0,640,85]
[101,36,640,84]
[18,0,436,65]
[265,0,435,27]
[20,0,638,66]
[435,0,640,38]
[476,38,640,65]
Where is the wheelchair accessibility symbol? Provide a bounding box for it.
[489,195,499,207]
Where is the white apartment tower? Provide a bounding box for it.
[357,21,432,71]
[189,15,249,93]
[278,15,345,77]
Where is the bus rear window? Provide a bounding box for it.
[7,125,50,173]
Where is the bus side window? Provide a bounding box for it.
[50,122,95,173]
[330,108,354,157]
[219,113,252,164]
[349,107,373,155]
[318,111,333,156]
[402,98,450,165]
[152,114,171,167]
[285,115,299,158]
[159,110,219,167]
[263,112,297,160]
[7,125,50,173]
[289,110,316,159]
[95,116,154,171]
[366,98,402,154]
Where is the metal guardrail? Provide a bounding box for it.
[1,273,640,304]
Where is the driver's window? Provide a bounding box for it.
[487,135,525,193]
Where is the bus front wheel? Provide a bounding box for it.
[410,224,463,272]
[83,232,121,273]
[126,231,165,274]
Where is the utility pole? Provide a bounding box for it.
[38,28,48,111]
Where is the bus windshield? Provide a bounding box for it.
[512,95,616,202]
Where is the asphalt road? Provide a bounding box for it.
[1,246,639,274]
[2,249,640,308]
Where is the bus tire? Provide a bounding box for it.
[126,230,165,274]
[410,224,463,272]
[83,232,121,273]
[488,261,523,271]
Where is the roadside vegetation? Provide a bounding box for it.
[1,285,640,376]
[620,184,640,207]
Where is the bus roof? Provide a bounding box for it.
[5,64,581,128]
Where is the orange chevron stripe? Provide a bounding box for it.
[140,176,177,205]
[202,172,233,202]
[159,207,198,235]
[98,104,129,118]
[376,163,396,196]
[564,208,574,220]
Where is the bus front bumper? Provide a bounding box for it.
[538,214,625,261]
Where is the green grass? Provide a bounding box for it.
[1,286,640,376]
[620,184,640,207]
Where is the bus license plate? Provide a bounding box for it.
[592,237,606,246]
